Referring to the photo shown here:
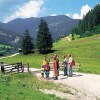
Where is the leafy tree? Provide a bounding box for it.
[22,29,34,54]
[36,18,53,53]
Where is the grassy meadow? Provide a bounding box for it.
[0,44,14,56]
[0,72,67,100]
[0,34,100,74]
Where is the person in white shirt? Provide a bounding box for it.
[68,54,73,76]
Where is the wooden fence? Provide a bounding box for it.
[49,62,81,71]
[0,62,29,74]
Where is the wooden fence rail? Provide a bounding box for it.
[49,62,81,71]
[0,62,29,74]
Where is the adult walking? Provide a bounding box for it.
[62,55,68,76]
[53,55,58,80]
[55,54,59,76]
[68,54,73,77]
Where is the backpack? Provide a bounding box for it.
[71,60,75,66]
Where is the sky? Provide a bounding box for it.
[0,0,99,23]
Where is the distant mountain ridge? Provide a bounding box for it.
[0,22,21,47]
[0,15,79,47]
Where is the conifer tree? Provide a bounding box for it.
[36,18,53,53]
[22,29,34,54]
[71,3,100,38]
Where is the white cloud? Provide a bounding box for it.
[50,14,57,16]
[73,13,80,19]
[73,4,91,19]
[65,13,71,17]
[3,0,44,23]
[81,4,91,16]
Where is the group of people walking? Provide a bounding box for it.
[40,54,74,80]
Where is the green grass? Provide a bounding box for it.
[0,73,65,100]
[0,44,14,56]
[0,34,100,74]
[0,44,11,48]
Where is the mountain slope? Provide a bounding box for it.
[4,15,79,40]
[0,34,100,74]
[0,22,21,47]
[53,34,100,74]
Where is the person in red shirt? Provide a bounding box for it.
[44,62,50,79]
[53,56,58,80]
[54,54,59,76]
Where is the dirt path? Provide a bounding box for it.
[0,53,19,60]
[29,68,100,100]
[66,36,71,41]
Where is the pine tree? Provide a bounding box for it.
[22,29,34,54]
[36,18,53,53]
[72,4,100,38]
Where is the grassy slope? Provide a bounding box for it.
[0,44,11,48]
[0,34,100,74]
[53,34,100,74]
[0,73,63,100]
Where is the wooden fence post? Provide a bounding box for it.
[22,64,24,72]
[17,63,19,73]
[0,62,4,73]
[20,62,23,72]
[27,63,29,73]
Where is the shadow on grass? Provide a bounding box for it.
[39,50,57,55]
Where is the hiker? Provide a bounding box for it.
[44,61,50,79]
[62,55,68,76]
[55,54,59,76]
[40,65,45,78]
[53,56,58,80]
[42,56,47,66]
[68,54,73,77]
[40,56,47,78]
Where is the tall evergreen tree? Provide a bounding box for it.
[22,29,34,54]
[36,18,53,53]
[92,3,100,26]
[71,3,100,38]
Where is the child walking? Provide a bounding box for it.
[40,56,47,78]
[41,65,45,78]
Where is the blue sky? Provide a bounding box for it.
[0,0,99,23]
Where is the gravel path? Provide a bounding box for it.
[66,36,71,41]
[0,53,19,60]
[29,68,100,100]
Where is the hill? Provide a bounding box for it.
[0,72,64,100]
[2,15,79,41]
[0,22,21,47]
[0,44,14,56]
[72,4,100,38]
[0,34,100,74]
